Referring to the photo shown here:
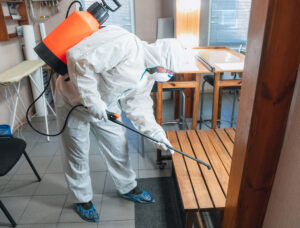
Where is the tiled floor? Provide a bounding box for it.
[0,92,238,228]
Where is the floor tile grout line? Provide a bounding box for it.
[0,193,70,199]
[29,154,56,197]
[44,152,59,175]
[57,193,69,224]
[16,194,34,224]
[98,171,108,214]
[15,194,67,225]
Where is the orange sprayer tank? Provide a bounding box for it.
[35,1,121,75]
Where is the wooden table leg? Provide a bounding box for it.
[196,211,206,228]
[218,89,223,127]
[185,211,195,228]
[212,73,220,129]
[151,92,157,120]
[192,74,201,129]
[157,82,163,125]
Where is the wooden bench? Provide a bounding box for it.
[166,128,235,228]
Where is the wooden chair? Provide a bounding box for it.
[139,80,187,164]
[154,74,201,168]
[199,73,241,128]
[152,79,188,129]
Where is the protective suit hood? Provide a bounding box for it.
[142,38,195,73]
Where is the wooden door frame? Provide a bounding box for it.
[223,0,300,227]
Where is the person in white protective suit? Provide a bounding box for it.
[54,25,195,222]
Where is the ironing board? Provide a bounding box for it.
[0,60,56,141]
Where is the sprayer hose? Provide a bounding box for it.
[26,71,84,137]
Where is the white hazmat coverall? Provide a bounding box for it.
[55,25,194,203]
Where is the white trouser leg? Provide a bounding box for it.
[90,106,137,194]
[56,102,93,203]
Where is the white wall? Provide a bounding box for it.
[0,0,176,129]
[135,0,174,42]
[263,66,300,228]
[0,0,73,129]
[0,38,32,127]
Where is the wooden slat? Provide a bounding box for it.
[4,16,26,21]
[8,33,17,38]
[225,128,235,142]
[161,81,197,89]
[206,130,232,173]
[219,80,242,87]
[197,130,229,195]
[177,131,213,209]
[215,128,234,156]
[187,130,226,209]
[166,131,198,210]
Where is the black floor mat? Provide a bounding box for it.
[135,177,184,228]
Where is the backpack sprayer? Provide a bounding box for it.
[34,0,121,75]
[27,0,211,169]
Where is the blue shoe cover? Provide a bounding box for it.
[121,188,155,204]
[75,202,99,222]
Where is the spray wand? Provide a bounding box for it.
[106,111,211,170]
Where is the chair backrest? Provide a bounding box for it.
[239,43,247,55]
[0,136,25,176]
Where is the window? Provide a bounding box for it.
[83,0,135,33]
[209,0,251,48]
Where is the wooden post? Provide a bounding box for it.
[223,0,300,227]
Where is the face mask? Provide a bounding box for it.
[151,72,173,82]
[140,67,174,82]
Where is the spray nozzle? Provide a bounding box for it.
[87,0,121,25]
[101,0,121,12]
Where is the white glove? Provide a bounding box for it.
[152,132,174,155]
[88,100,108,121]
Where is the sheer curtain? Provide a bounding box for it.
[209,0,251,47]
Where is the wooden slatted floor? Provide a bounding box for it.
[167,128,235,212]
